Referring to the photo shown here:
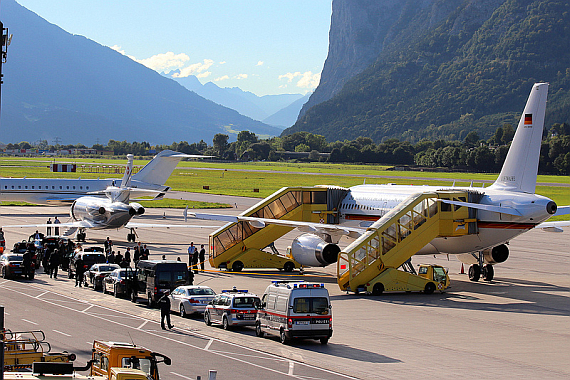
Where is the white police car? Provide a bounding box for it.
[204,288,260,330]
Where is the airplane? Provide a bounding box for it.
[0,149,201,205]
[2,153,209,241]
[188,82,570,282]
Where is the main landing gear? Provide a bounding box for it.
[468,251,494,282]
[76,228,87,242]
[127,228,137,243]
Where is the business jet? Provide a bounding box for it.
[3,154,207,241]
[0,150,199,205]
[189,82,570,282]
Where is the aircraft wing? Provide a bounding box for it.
[554,206,570,216]
[188,212,365,239]
[125,222,212,229]
[2,221,96,229]
[438,199,522,216]
[535,220,570,232]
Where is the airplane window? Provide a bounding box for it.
[66,186,69,189]
[25,186,28,189]
[86,186,89,190]
[18,186,21,189]
[73,186,76,189]
[59,186,62,189]
[52,186,55,189]
[32,186,34,189]
[4,186,6,189]
[11,186,14,189]
[80,186,82,190]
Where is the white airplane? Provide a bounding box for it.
[2,152,209,241]
[189,82,570,281]
[0,150,197,205]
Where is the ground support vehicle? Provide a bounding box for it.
[134,260,190,307]
[2,330,76,372]
[255,281,332,345]
[90,340,171,380]
[4,364,151,379]
[204,288,260,329]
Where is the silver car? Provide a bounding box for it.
[170,285,216,317]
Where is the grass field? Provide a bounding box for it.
[1,157,569,219]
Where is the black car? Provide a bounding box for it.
[103,268,137,297]
[134,260,191,307]
[68,251,106,279]
[0,254,24,279]
[86,263,121,290]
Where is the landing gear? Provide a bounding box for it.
[76,229,86,242]
[469,251,495,282]
[468,264,481,281]
[127,228,137,243]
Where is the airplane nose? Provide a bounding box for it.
[547,201,557,215]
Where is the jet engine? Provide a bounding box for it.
[289,233,340,267]
[129,202,145,215]
[483,244,509,264]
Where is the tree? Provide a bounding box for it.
[213,134,229,157]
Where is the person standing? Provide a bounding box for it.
[199,244,206,272]
[142,245,150,260]
[114,251,123,265]
[53,216,61,235]
[49,249,60,279]
[187,242,197,269]
[158,290,173,330]
[125,247,131,265]
[22,249,33,279]
[0,227,6,251]
[42,244,51,274]
[107,251,115,265]
[134,242,142,265]
[46,218,52,235]
[75,256,85,287]
[104,237,113,254]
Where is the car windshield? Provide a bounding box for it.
[98,265,118,272]
[188,288,215,296]
[7,255,23,261]
[292,297,329,315]
[83,254,105,263]
[121,357,152,376]
[119,270,134,278]
[233,297,260,308]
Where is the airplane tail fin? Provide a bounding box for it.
[490,82,548,194]
[131,150,188,186]
[120,154,134,188]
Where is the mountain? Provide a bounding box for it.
[0,0,281,145]
[170,73,304,125]
[287,0,570,143]
[263,94,311,128]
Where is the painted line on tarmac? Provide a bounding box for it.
[170,372,193,379]
[204,338,214,351]
[53,329,71,337]
[21,318,37,325]
[1,281,357,380]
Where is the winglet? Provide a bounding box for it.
[491,83,548,193]
[120,154,134,188]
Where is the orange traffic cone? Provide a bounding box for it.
[460,263,465,274]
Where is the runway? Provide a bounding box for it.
[0,201,569,379]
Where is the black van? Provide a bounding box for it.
[134,260,191,307]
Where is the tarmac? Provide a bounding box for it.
[1,201,569,379]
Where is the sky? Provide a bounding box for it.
[12,0,333,96]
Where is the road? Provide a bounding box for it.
[0,202,569,379]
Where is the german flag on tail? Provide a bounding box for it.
[524,114,533,125]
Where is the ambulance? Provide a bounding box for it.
[255,281,332,345]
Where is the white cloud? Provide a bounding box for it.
[109,45,136,60]
[234,74,248,80]
[172,59,214,78]
[279,71,321,89]
[219,61,226,65]
[196,71,211,79]
[136,52,190,72]
[256,61,264,66]
[215,75,230,82]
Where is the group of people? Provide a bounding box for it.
[104,238,151,268]
[187,242,206,274]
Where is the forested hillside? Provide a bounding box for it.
[287,0,570,143]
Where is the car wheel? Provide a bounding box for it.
[204,311,212,326]
[255,322,264,338]
[280,329,288,345]
[424,282,436,295]
[222,316,230,330]
[113,285,119,298]
[147,293,154,308]
[320,337,329,345]
[180,304,186,318]
[1,268,6,279]
[102,285,107,294]
[372,283,384,296]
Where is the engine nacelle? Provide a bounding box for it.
[71,196,110,223]
[483,244,509,264]
[289,233,340,267]
[129,202,145,215]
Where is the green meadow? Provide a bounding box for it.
[1,157,568,219]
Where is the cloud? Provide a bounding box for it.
[279,71,321,89]
[172,59,214,78]
[234,74,248,80]
[219,61,226,65]
[215,75,230,82]
[256,61,264,66]
[136,52,190,72]
[196,71,211,79]
[109,45,136,60]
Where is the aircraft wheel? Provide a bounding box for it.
[483,264,494,281]
[468,264,481,282]
[424,282,436,295]
[372,283,384,296]
[231,261,244,272]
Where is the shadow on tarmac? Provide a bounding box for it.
[329,277,570,317]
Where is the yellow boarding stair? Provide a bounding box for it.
[337,191,478,294]
[209,186,347,271]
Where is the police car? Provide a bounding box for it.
[204,288,261,330]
